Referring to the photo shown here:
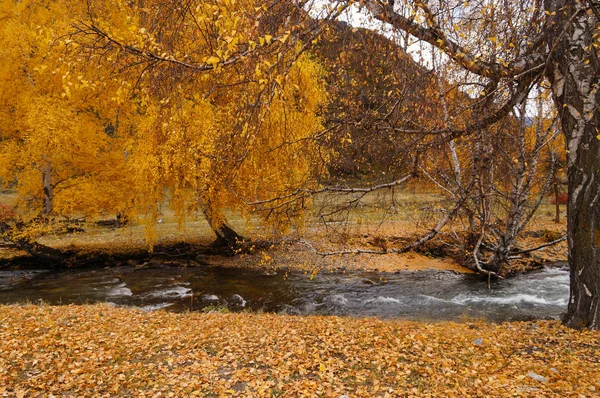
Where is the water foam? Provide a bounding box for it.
[145,286,192,299]
[138,302,173,311]
[106,283,133,297]
[418,295,461,305]
[367,296,402,304]
[329,294,349,305]
[452,293,568,306]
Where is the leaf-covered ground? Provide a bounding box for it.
[1,305,598,397]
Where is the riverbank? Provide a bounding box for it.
[0,219,566,275]
[1,304,598,397]
[0,237,472,274]
[0,191,567,275]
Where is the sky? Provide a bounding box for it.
[309,1,437,67]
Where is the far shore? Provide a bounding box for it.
[0,191,567,276]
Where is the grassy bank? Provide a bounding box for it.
[1,190,567,274]
[1,305,598,397]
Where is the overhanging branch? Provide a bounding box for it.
[361,0,547,79]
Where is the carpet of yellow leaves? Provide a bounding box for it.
[1,305,598,397]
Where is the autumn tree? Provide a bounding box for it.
[0,0,137,256]
[256,9,559,282]
[338,0,599,328]
[71,0,333,247]
[1,0,333,252]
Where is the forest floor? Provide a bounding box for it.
[1,304,599,397]
[0,190,567,275]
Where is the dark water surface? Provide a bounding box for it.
[0,264,569,322]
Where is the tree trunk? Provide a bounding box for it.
[545,0,600,328]
[198,197,244,248]
[0,222,68,267]
[554,181,561,224]
[41,155,53,216]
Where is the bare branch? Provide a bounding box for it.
[361,0,547,79]
[299,179,476,257]
[242,172,415,207]
[512,235,567,256]
[74,21,262,72]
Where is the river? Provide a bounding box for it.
[0,264,569,322]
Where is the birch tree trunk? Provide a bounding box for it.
[545,0,600,328]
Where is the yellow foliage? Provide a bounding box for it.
[0,0,135,222]
[0,0,327,242]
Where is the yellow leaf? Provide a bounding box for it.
[206,55,220,66]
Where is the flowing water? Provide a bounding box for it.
[0,264,570,322]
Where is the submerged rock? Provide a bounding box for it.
[230,294,246,307]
